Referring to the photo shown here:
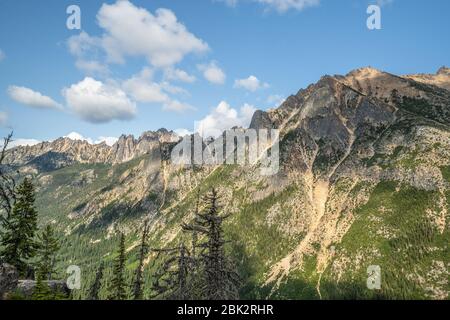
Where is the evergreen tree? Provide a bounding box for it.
[108,232,127,300]
[32,271,51,300]
[132,221,149,300]
[35,224,60,280]
[182,188,240,300]
[88,262,105,300]
[0,177,38,275]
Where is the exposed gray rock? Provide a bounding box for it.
[0,263,19,300]
[249,110,274,130]
[16,280,70,299]
[4,129,180,169]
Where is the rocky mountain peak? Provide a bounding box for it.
[5,128,181,168]
[437,66,450,75]
[404,66,450,91]
[109,129,179,163]
[344,66,384,80]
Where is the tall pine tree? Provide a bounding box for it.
[132,221,149,300]
[108,232,127,300]
[35,224,60,280]
[0,177,38,276]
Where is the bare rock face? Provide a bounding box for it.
[405,65,450,91]
[249,110,274,130]
[110,129,179,163]
[5,129,180,170]
[0,263,19,300]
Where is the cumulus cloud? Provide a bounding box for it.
[163,99,195,112]
[75,60,109,76]
[96,1,208,67]
[67,2,208,70]
[218,0,320,12]
[0,49,5,61]
[160,82,189,96]
[198,61,226,85]
[122,68,193,112]
[63,77,137,123]
[68,31,99,57]
[123,68,169,103]
[234,75,269,92]
[195,101,256,137]
[68,32,108,76]
[7,86,62,109]
[164,67,196,83]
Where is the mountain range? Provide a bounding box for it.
[5,66,450,299]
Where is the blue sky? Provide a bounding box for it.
[0,0,449,146]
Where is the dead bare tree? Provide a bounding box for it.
[132,220,150,300]
[150,243,197,300]
[0,132,18,224]
[182,188,240,300]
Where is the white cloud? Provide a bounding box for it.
[68,32,108,76]
[6,138,41,149]
[0,111,7,126]
[163,99,195,112]
[195,101,256,137]
[234,75,269,92]
[63,77,137,123]
[7,86,62,110]
[64,132,118,146]
[95,1,208,67]
[0,49,5,61]
[68,31,99,57]
[174,128,193,137]
[218,0,320,12]
[123,68,169,103]
[198,61,226,84]
[160,82,189,96]
[75,60,109,76]
[164,67,196,83]
[67,3,208,69]
[122,68,194,113]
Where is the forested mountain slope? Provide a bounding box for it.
[5,67,449,299]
